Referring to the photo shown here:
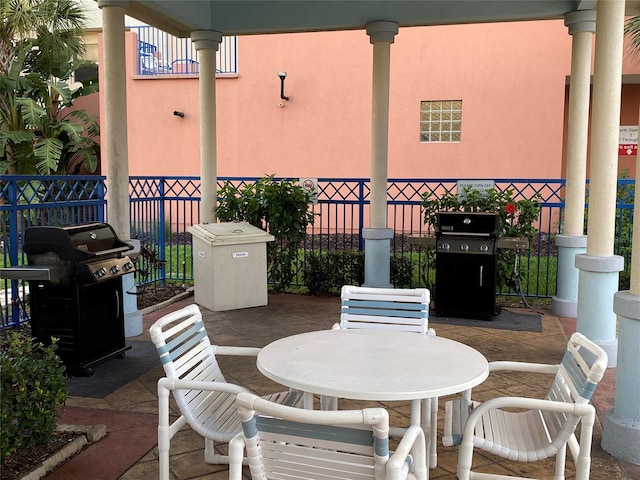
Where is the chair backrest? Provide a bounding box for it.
[149,304,234,434]
[236,391,392,480]
[542,332,608,444]
[340,285,431,334]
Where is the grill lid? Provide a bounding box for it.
[23,223,133,262]
[436,212,500,236]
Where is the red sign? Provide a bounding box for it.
[619,144,637,156]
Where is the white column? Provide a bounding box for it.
[575,0,624,366]
[99,0,130,239]
[363,21,398,288]
[99,1,142,337]
[192,31,222,224]
[552,10,595,317]
[603,60,640,465]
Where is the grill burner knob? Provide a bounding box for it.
[123,261,134,271]
[480,244,489,252]
[441,243,450,251]
[460,243,469,252]
[95,267,107,278]
[110,265,120,274]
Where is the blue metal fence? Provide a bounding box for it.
[1,175,635,327]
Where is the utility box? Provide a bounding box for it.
[189,222,274,311]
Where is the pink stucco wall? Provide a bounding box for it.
[100,19,639,179]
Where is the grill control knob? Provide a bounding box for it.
[95,267,107,278]
[460,243,469,252]
[110,265,120,274]
[441,243,450,251]
[123,261,134,271]
[480,244,489,252]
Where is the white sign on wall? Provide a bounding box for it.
[456,180,495,202]
[299,178,318,204]
[619,125,638,156]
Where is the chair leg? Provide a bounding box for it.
[157,427,170,480]
[457,435,474,480]
[157,380,172,480]
[554,444,566,480]
[574,412,596,480]
[205,437,232,464]
[228,434,245,480]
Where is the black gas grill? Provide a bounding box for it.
[1,223,134,375]
[435,212,500,320]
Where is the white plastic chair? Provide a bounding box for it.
[149,304,303,480]
[443,332,608,480]
[229,391,428,480]
[331,285,438,468]
[335,285,434,335]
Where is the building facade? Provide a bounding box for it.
[93,20,639,179]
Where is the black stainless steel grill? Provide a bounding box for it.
[1,223,134,375]
[435,212,500,320]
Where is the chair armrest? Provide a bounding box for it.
[458,362,558,402]
[331,323,341,330]
[463,396,595,438]
[213,345,262,357]
[388,425,427,480]
[489,361,559,375]
[158,377,249,396]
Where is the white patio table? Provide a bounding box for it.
[257,328,489,472]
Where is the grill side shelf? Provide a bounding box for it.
[0,266,74,281]
[408,235,436,247]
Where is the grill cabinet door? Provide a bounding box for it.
[29,277,126,372]
[435,252,497,320]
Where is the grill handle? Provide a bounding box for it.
[479,265,484,287]
[86,246,133,258]
[115,289,120,319]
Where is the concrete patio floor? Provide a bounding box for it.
[47,293,640,480]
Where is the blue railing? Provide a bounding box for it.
[1,176,107,326]
[1,175,635,327]
[130,25,238,76]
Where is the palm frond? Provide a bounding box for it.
[624,16,640,58]
[64,109,100,137]
[17,97,45,127]
[34,137,63,174]
[49,80,74,107]
[2,130,34,144]
[57,120,84,142]
[14,140,38,175]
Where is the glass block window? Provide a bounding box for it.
[420,100,462,142]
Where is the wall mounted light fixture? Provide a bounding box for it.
[173,111,185,117]
[278,72,289,101]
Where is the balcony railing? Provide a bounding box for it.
[130,25,238,76]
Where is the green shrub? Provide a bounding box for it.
[390,255,413,288]
[620,272,631,291]
[303,250,414,295]
[614,171,634,270]
[303,250,364,295]
[217,175,316,292]
[0,334,67,463]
